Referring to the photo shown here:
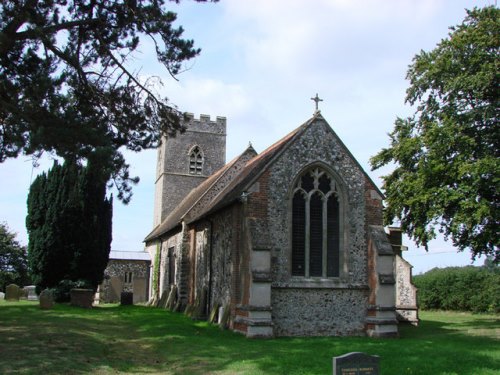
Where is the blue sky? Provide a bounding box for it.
[1,0,493,274]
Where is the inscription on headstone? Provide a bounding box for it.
[333,352,379,375]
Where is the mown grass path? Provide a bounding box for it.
[0,301,498,374]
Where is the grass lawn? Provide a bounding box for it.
[0,301,498,374]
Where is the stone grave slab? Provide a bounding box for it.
[39,289,54,309]
[25,285,38,301]
[70,288,94,308]
[333,352,379,375]
[5,284,20,301]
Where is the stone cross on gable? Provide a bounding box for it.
[311,93,323,112]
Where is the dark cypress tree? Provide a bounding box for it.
[73,153,113,289]
[26,157,112,293]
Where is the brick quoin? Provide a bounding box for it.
[248,170,270,219]
[364,178,383,226]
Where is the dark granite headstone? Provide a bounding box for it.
[333,352,379,375]
[120,291,133,305]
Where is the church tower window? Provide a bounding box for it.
[189,146,204,175]
[291,167,340,278]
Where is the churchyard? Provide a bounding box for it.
[0,300,498,374]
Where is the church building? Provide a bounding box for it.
[144,108,418,338]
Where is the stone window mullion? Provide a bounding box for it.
[291,167,342,279]
[322,195,328,278]
[305,193,311,278]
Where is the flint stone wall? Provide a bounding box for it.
[205,210,234,309]
[272,288,367,336]
[100,259,150,303]
[267,120,369,335]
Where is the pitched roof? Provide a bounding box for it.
[144,144,259,242]
[144,112,383,242]
[109,250,151,261]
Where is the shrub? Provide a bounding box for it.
[48,279,93,303]
[413,266,499,313]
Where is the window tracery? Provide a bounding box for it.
[291,167,341,278]
[189,146,203,175]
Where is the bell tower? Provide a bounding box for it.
[153,113,227,227]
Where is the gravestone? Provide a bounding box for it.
[25,285,38,301]
[120,291,133,305]
[0,292,5,300]
[333,352,379,375]
[165,285,177,311]
[70,288,94,308]
[5,284,20,301]
[39,289,54,309]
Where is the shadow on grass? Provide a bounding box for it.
[0,302,499,375]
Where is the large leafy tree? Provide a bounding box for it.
[26,156,112,291]
[371,7,499,262]
[0,0,212,202]
[0,222,30,291]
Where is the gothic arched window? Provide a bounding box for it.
[189,146,203,175]
[291,167,341,278]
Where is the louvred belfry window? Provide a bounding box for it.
[189,146,203,175]
[292,167,340,278]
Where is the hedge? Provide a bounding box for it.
[413,266,499,313]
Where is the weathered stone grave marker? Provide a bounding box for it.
[120,291,133,305]
[0,292,5,300]
[39,289,54,310]
[5,284,20,301]
[25,285,38,301]
[70,288,94,308]
[333,352,379,375]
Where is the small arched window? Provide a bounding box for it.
[189,146,203,175]
[291,167,341,278]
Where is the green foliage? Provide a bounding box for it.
[370,7,500,262]
[0,0,215,202]
[152,243,161,298]
[0,223,30,291]
[48,279,93,303]
[413,266,500,313]
[26,158,112,291]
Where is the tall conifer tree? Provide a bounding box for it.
[26,157,112,291]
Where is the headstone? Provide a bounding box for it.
[70,288,94,308]
[165,285,177,310]
[156,290,168,308]
[209,303,220,324]
[191,287,207,320]
[0,292,5,300]
[39,289,54,310]
[333,352,379,375]
[5,284,20,301]
[219,304,230,330]
[120,291,133,305]
[25,285,38,301]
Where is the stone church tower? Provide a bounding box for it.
[153,114,226,227]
